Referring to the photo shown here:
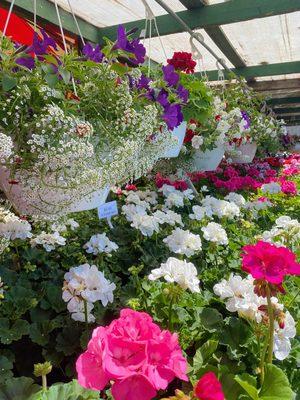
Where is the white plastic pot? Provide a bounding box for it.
[0,166,110,217]
[291,143,300,154]
[229,142,257,164]
[163,121,187,158]
[191,145,225,172]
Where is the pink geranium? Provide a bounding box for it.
[242,241,300,286]
[280,180,297,196]
[194,372,224,400]
[76,309,188,400]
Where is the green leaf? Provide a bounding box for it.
[193,340,218,371]
[220,317,251,357]
[0,377,40,400]
[259,364,294,400]
[44,74,59,88]
[0,318,29,344]
[30,380,99,400]
[199,307,223,332]
[235,374,258,400]
[0,356,13,384]
[2,74,17,91]
[110,62,129,75]
[58,67,71,84]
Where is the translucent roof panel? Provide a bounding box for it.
[48,0,185,28]
[220,13,300,66]
[143,29,234,71]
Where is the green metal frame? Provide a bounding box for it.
[100,0,300,41]
[201,61,300,81]
[268,97,300,106]
[275,107,300,114]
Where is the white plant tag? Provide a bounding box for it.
[97,201,118,220]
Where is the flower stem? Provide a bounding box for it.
[259,330,269,385]
[84,299,88,330]
[168,294,174,331]
[266,285,274,364]
[42,375,47,391]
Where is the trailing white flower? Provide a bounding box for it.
[0,132,13,161]
[30,231,66,252]
[149,257,200,293]
[83,233,119,255]
[261,182,281,194]
[163,227,202,257]
[201,222,228,245]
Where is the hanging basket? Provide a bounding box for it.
[190,144,225,172]
[291,143,300,154]
[163,121,187,158]
[228,142,257,164]
[0,166,109,218]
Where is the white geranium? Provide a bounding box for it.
[149,257,200,293]
[0,207,32,240]
[84,233,118,255]
[189,205,211,221]
[261,182,281,194]
[153,210,183,226]
[126,192,150,209]
[191,135,203,149]
[201,222,228,245]
[136,190,158,205]
[163,227,202,257]
[122,203,147,222]
[131,214,160,237]
[201,196,240,219]
[30,231,66,252]
[260,215,300,247]
[273,311,296,360]
[224,192,246,207]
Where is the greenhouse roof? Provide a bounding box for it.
[2,0,300,124]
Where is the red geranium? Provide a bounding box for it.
[167,52,196,74]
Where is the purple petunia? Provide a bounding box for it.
[16,56,35,70]
[157,89,169,108]
[137,74,151,90]
[162,103,183,130]
[114,25,146,65]
[27,30,57,56]
[83,42,104,63]
[162,64,179,87]
[177,84,189,103]
[241,110,251,130]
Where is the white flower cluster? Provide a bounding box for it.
[163,227,202,257]
[199,195,241,219]
[0,132,13,162]
[149,257,200,293]
[50,218,79,233]
[0,206,32,241]
[224,192,246,207]
[62,263,116,323]
[261,182,282,195]
[30,231,66,252]
[159,184,194,208]
[245,198,273,214]
[261,215,300,247]
[201,222,228,245]
[213,274,296,360]
[84,233,119,255]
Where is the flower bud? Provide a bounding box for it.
[34,361,52,377]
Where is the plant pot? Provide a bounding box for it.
[191,145,225,172]
[228,142,257,164]
[0,166,109,217]
[163,121,187,158]
[291,143,300,154]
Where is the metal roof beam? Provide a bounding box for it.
[2,0,99,42]
[268,96,300,106]
[248,78,300,92]
[201,61,300,81]
[274,107,300,114]
[100,0,300,40]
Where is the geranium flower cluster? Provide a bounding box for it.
[84,233,119,255]
[261,216,300,248]
[167,52,197,74]
[214,273,296,360]
[62,263,115,323]
[149,257,200,293]
[30,231,66,252]
[163,227,202,257]
[0,206,32,242]
[76,308,188,400]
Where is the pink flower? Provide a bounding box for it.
[281,180,297,196]
[76,309,188,398]
[194,372,224,400]
[125,184,138,191]
[242,241,300,286]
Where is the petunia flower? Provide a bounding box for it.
[162,64,179,87]
[82,42,104,62]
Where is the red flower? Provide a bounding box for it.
[215,115,221,121]
[125,184,137,191]
[8,179,19,185]
[184,128,195,143]
[167,52,196,74]
[242,241,300,287]
[194,372,224,400]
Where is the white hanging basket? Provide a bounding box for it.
[0,166,110,217]
[291,143,300,154]
[228,142,257,164]
[163,121,187,158]
[191,144,225,172]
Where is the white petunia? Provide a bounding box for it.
[84,233,118,255]
[163,227,202,257]
[201,222,228,245]
[191,135,203,149]
[149,257,200,293]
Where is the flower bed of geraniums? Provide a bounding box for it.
[0,152,299,399]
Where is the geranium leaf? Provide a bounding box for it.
[0,377,40,400]
[235,374,258,400]
[2,74,17,91]
[29,380,99,400]
[259,364,294,400]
